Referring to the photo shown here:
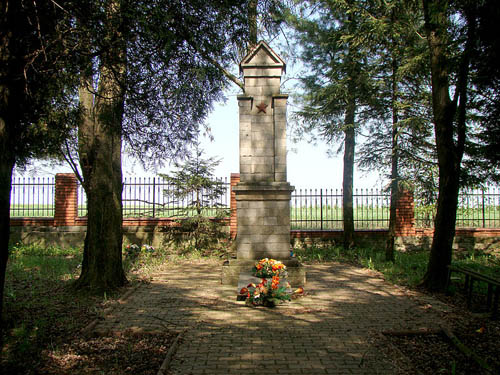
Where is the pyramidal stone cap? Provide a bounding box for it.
[239,40,286,78]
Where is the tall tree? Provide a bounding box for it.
[74,0,127,290]
[355,0,434,261]
[421,0,477,290]
[62,0,254,290]
[290,0,381,249]
[161,140,227,252]
[0,0,76,335]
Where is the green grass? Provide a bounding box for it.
[10,204,54,217]
[2,243,99,373]
[290,206,390,230]
[294,245,428,286]
[293,244,500,289]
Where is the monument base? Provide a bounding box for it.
[221,258,306,288]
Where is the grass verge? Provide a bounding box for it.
[293,244,500,289]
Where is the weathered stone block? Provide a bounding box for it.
[252,138,274,150]
[243,67,283,77]
[228,41,305,287]
[275,172,287,182]
[252,147,275,157]
[275,138,287,150]
[275,164,287,175]
[244,77,281,87]
[237,214,262,226]
[252,115,273,124]
[251,164,274,174]
[251,131,274,141]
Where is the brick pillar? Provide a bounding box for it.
[395,189,416,236]
[54,173,78,226]
[230,173,240,239]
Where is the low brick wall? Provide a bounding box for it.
[9,173,500,252]
[11,224,500,253]
[291,228,500,252]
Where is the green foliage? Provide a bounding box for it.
[160,142,229,254]
[9,243,81,258]
[461,0,500,184]
[1,243,129,372]
[0,1,79,165]
[161,142,226,216]
[60,0,260,168]
[294,245,428,287]
[290,0,380,143]
[294,243,500,291]
[244,277,291,307]
[452,250,500,280]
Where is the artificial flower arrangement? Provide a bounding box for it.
[237,258,301,307]
[240,275,291,308]
[252,258,288,278]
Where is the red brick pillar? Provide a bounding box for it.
[54,173,78,226]
[395,189,416,236]
[229,173,240,239]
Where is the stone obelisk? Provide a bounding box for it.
[222,41,305,287]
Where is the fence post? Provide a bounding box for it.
[54,173,78,227]
[482,189,486,228]
[230,173,240,239]
[320,188,323,230]
[395,189,416,236]
[152,177,156,218]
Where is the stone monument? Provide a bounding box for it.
[222,41,305,287]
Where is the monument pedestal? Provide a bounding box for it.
[234,182,294,260]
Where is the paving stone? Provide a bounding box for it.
[90,260,446,374]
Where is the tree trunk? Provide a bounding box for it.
[421,0,473,290]
[74,1,126,291]
[386,38,399,262]
[343,99,355,250]
[248,0,258,48]
[0,118,15,340]
[0,6,18,338]
[386,122,399,262]
[75,77,126,291]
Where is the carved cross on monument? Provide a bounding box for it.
[222,41,305,288]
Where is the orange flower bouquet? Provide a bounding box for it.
[252,258,288,278]
[240,276,291,307]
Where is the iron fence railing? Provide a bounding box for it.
[9,176,500,230]
[10,177,55,217]
[77,176,230,218]
[291,188,390,230]
[415,187,500,228]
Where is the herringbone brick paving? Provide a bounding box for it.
[92,260,448,374]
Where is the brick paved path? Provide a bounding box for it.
[93,260,448,374]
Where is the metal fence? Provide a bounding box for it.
[10,177,55,217]
[415,187,500,228]
[77,176,230,218]
[9,176,500,230]
[291,188,390,230]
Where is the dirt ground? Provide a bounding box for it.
[378,289,500,375]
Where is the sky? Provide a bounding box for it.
[194,97,384,190]
[17,40,385,190]
[19,78,384,191]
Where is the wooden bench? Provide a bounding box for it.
[446,265,500,319]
